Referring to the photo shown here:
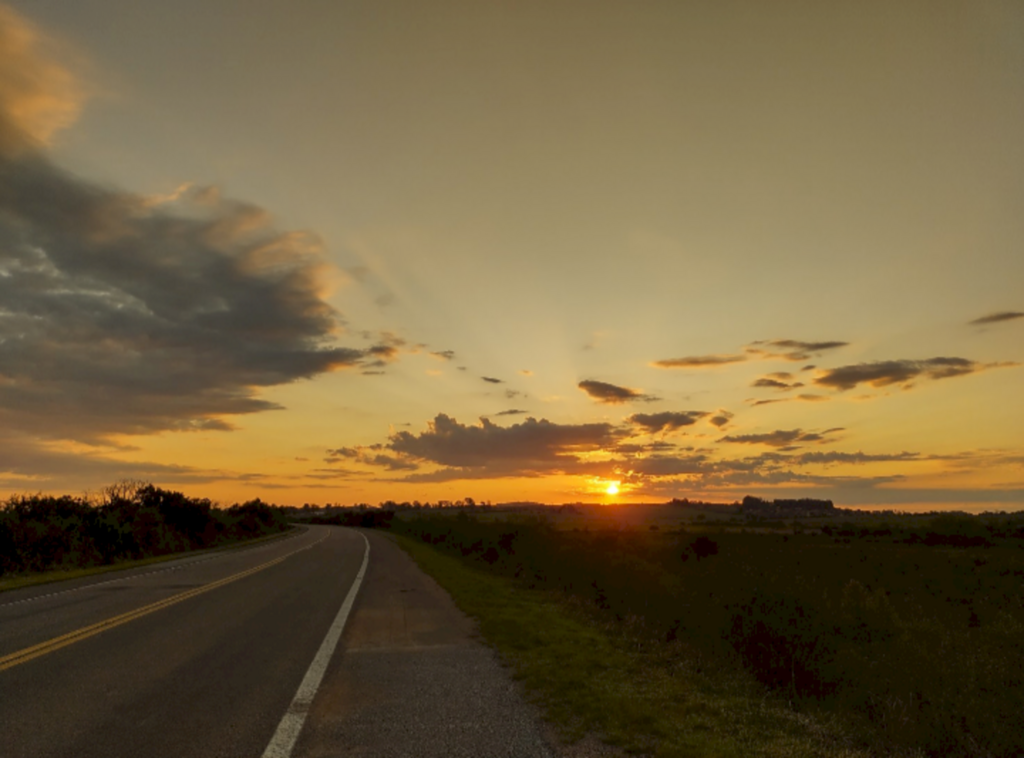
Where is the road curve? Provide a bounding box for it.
[0,526,555,758]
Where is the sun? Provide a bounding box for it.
[605,481,620,496]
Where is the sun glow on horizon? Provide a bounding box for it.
[605,481,620,496]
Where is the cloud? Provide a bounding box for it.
[578,380,658,404]
[388,414,625,474]
[0,6,85,156]
[482,376,504,384]
[719,428,841,448]
[495,409,528,416]
[0,167,367,441]
[365,343,400,363]
[430,349,456,361]
[0,10,371,445]
[969,311,1024,326]
[709,411,734,428]
[360,332,408,368]
[628,411,707,434]
[652,354,747,368]
[747,339,849,361]
[814,358,1011,391]
[363,454,419,471]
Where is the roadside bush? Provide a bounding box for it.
[0,482,290,578]
[307,509,396,529]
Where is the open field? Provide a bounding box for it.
[395,533,881,758]
[388,505,1024,757]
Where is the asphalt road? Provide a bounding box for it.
[0,525,553,758]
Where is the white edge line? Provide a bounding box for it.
[261,530,370,758]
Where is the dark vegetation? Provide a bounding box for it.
[0,481,290,578]
[385,508,1024,757]
[304,509,396,529]
[740,495,835,518]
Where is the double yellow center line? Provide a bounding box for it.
[1,552,293,672]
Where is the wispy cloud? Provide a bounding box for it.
[793,450,920,465]
[652,354,747,368]
[719,428,842,448]
[325,445,418,471]
[654,339,847,369]
[746,339,849,361]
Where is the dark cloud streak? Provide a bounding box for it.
[719,428,842,448]
[747,339,848,361]
[652,354,747,368]
[628,411,707,433]
[814,358,1008,391]
[578,380,657,404]
[969,311,1024,326]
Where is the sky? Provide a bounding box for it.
[0,0,1021,509]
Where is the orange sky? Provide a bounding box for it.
[0,1,1021,509]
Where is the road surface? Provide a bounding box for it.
[0,525,553,758]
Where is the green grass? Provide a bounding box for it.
[393,534,890,758]
[0,525,300,594]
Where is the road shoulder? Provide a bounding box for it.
[294,528,556,758]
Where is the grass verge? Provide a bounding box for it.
[0,525,302,594]
[394,534,893,758]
